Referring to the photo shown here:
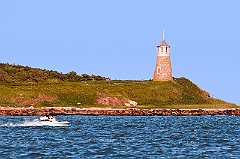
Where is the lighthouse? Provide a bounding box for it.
[153,31,173,81]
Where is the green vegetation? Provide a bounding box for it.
[0,63,237,108]
[0,63,105,85]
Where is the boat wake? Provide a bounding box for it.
[1,117,69,127]
[0,121,47,127]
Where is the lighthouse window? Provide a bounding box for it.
[157,67,161,74]
[166,47,167,52]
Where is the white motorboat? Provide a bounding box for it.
[33,116,69,126]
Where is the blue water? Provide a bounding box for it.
[0,116,239,158]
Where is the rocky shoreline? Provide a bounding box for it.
[0,107,240,116]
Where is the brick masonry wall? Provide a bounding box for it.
[153,56,172,81]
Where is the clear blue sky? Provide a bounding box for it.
[1,1,240,105]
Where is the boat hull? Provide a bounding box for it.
[34,121,69,126]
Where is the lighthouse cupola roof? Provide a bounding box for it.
[157,30,170,47]
[158,40,170,47]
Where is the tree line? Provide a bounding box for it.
[0,63,106,85]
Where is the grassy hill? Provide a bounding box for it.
[0,63,237,109]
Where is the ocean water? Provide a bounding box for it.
[0,116,239,158]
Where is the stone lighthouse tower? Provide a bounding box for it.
[153,31,172,81]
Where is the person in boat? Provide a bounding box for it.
[48,116,54,122]
[47,115,56,122]
[40,115,55,122]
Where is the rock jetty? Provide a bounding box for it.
[0,107,239,116]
